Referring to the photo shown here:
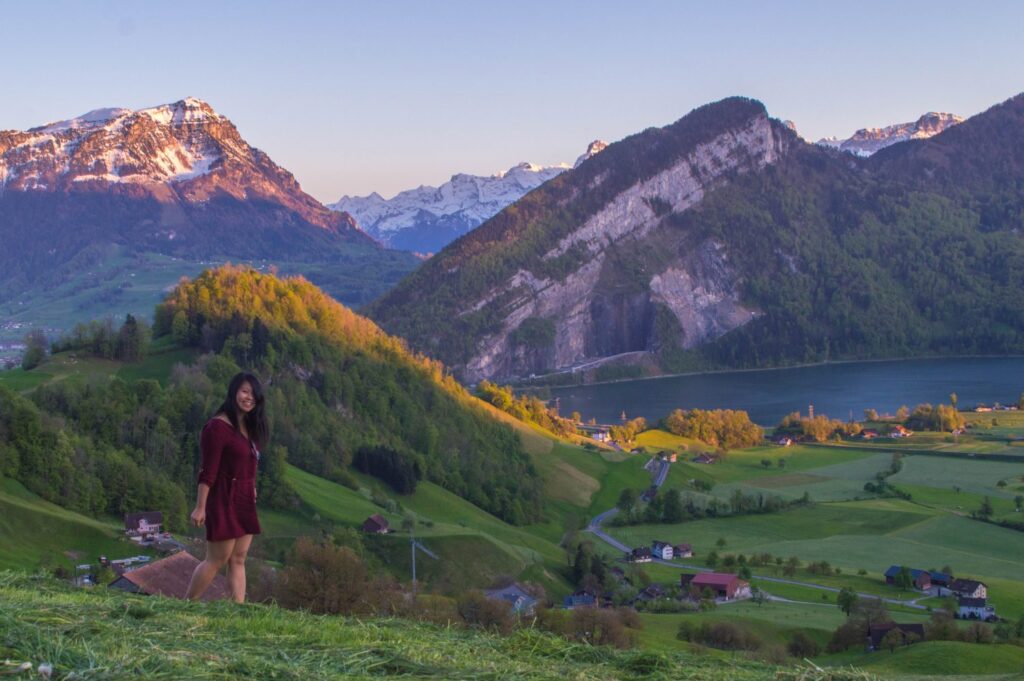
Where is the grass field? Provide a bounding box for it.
[608,498,1024,582]
[828,640,1024,677]
[889,455,1024,499]
[0,477,140,571]
[0,573,789,681]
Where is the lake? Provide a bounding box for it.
[548,357,1024,426]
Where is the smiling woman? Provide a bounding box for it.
[185,371,268,603]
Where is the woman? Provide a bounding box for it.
[186,372,267,602]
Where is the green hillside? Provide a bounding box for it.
[0,573,801,681]
[367,94,1024,380]
[0,477,133,572]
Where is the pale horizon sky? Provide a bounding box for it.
[2,1,1022,202]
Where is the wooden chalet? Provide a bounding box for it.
[950,578,987,600]
[362,514,390,534]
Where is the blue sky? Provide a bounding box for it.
[2,1,1022,201]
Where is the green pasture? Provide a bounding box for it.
[829,640,1024,677]
[0,477,138,571]
[889,455,1024,498]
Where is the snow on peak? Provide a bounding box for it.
[574,140,608,168]
[331,141,605,251]
[815,112,963,157]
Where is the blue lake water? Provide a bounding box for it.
[548,357,1024,426]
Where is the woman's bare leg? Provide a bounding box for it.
[226,534,254,603]
[186,539,235,601]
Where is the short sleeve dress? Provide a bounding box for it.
[197,417,262,542]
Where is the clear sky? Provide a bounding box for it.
[2,1,1022,202]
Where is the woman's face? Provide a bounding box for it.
[236,381,256,414]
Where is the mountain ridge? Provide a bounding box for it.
[367,93,1024,382]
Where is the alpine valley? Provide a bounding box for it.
[367,94,1024,383]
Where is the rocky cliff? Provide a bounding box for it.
[368,98,792,381]
[369,93,1024,381]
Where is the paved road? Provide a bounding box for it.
[584,457,929,610]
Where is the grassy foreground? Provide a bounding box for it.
[0,573,837,681]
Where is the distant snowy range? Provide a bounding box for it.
[332,112,962,254]
[331,141,606,253]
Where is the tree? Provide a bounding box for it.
[837,587,859,616]
[783,556,800,577]
[896,405,910,420]
[1014,495,1023,512]
[21,329,47,370]
[760,459,772,469]
[977,496,994,520]
[880,628,904,652]
[777,458,786,469]
[787,631,821,657]
[894,566,913,591]
[950,393,958,410]
[616,488,637,514]
[716,537,727,549]
[662,488,684,523]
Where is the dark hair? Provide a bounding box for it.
[217,372,268,447]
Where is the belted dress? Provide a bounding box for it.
[197,417,261,542]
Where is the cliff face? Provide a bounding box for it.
[369,98,790,382]
[464,114,778,381]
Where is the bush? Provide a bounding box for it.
[787,631,821,658]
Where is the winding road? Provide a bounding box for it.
[584,456,929,610]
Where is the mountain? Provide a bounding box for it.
[331,141,607,252]
[0,98,419,307]
[367,94,1024,383]
[816,111,962,156]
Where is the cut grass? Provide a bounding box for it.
[889,455,1024,499]
[829,640,1024,677]
[0,572,789,680]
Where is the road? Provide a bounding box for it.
[584,456,929,610]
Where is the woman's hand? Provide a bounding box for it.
[190,506,206,528]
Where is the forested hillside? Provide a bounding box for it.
[367,94,1024,380]
[0,266,544,529]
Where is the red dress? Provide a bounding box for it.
[197,418,261,542]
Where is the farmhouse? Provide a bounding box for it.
[563,590,597,609]
[692,453,717,464]
[774,436,793,446]
[958,597,996,621]
[124,512,163,540]
[860,429,879,439]
[651,541,673,560]
[673,543,693,558]
[484,583,538,615]
[635,584,666,602]
[867,623,925,651]
[362,514,390,534]
[889,425,913,438]
[683,572,751,600]
[628,547,652,563]
[950,579,987,600]
[108,552,228,601]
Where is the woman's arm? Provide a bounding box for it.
[193,422,224,525]
[191,483,210,526]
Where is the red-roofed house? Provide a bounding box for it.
[108,551,228,601]
[685,572,751,600]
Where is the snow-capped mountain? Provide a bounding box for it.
[0,97,366,241]
[816,112,963,157]
[332,141,607,252]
